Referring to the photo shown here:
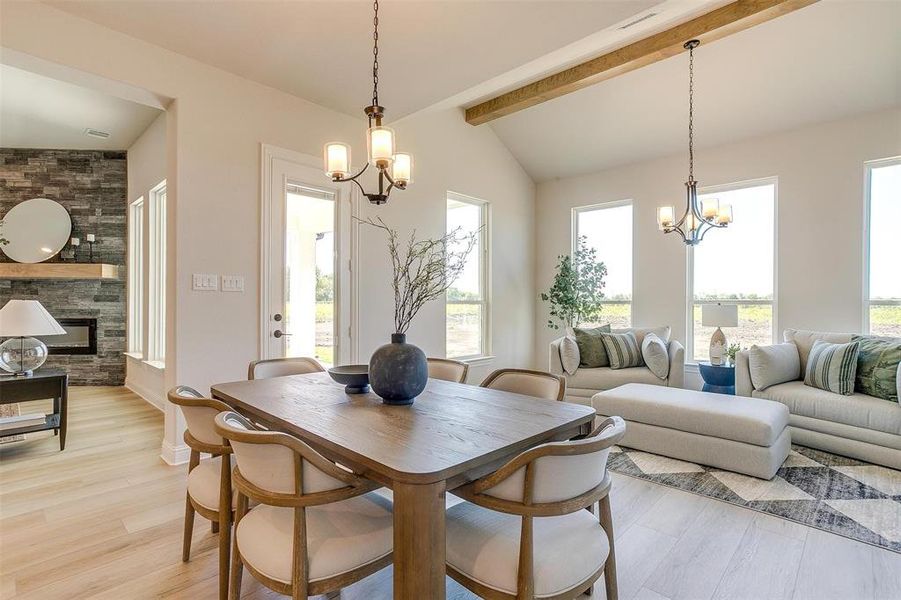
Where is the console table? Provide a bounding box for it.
[0,369,68,450]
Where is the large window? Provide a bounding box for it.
[446,192,489,359]
[573,201,632,328]
[689,180,776,362]
[127,197,144,356]
[865,158,901,336]
[147,181,167,364]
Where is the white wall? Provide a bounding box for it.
[534,108,901,373]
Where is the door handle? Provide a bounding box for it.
[273,330,292,339]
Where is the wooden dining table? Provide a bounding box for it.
[211,371,596,600]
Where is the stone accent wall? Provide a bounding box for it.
[0,149,127,385]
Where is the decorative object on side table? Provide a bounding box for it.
[0,300,66,376]
[361,217,479,405]
[327,365,370,394]
[702,303,738,365]
[698,360,736,395]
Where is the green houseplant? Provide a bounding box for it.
[540,235,607,330]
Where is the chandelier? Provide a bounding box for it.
[323,0,411,205]
[657,40,732,245]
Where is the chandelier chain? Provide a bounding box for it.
[372,0,380,107]
[688,42,694,182]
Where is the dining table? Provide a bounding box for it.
[211,371,596,600]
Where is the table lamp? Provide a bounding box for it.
[702,303,738,365]
[0,300,66,376]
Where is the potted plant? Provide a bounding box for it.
[360,217,479,404]
[540,235,607,332]
[725,343,744,366]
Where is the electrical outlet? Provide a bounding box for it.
[192,273,218,291]
[221,275,244,292]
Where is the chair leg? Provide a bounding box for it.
[599,496,618,600]
[230,493,248,600]
[218,453,233,600]
[182,493,195,562]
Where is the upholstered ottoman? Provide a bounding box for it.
[592,383,790,479]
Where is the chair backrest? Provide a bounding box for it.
[471,416,626,509]
[427,357,469,383]
[247,356,325,380]
[480,368,565,402]
[214,411,365,503]
[167,386,232,449]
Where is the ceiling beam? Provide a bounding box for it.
[465,0,819,126]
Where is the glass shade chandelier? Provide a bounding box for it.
[323,0,411,205]
[657,40,732,245]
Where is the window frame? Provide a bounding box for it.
[127,197,145,357]
[863,156,901,334]
[571,199,634,328]
[147,180,167,365]
[445,191,491,361]
[686,177,778,363]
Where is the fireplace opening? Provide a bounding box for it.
[37,318,98,355]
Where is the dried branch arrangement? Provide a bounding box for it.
[359,217,480,334]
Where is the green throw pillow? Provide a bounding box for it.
[852,335,900,403]
[574,325,611,368]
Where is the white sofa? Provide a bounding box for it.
[735,329,901,470]
[550,326,684,406]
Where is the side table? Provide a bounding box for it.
[0,369,68,450]
[698,361,735,395]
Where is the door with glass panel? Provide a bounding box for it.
[264,155,353,366]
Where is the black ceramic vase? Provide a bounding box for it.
[369,333,428,405]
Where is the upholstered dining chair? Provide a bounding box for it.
[166,386,235,600]
[445,416,626,600]
[480,368,566,402]
[213,410,394,600]
[427,357,470,383]
[247,357,325,380]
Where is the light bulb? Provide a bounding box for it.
[392,153,413,185]
[368,126,395,168]
[324,142,350,179]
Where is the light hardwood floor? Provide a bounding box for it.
[1,387,898,600]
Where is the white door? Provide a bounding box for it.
[262,147,357,365]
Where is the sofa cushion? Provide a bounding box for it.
[783,329,853,373]
[752,380,901,435]
[567,366,663,391]
[574,325,611,368]
[600,331,643,369]
[852,335,900,403]
[804,340,860,395]
[613,325,671,346]
[748,342,801,391]
[559,335,580,375]
[641,333,669,379]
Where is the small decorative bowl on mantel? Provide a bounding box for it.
[327,365,370,394]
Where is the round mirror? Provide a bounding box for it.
[0,198,72,263]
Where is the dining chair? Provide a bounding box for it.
[445,416,626,600]
[480,368,566,402]
[213,410,394,600]
[247,357,325,380]
[427,357,470,383]
[166,386,235,600]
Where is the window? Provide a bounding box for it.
[446,192,489,359]
[688,179,776,362]
[573,201,632,328]
[865,158,901,336]
[127,197,144,356]
[147,181,167,364]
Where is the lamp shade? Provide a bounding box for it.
[0,300,66,337]
[701,303,738,328]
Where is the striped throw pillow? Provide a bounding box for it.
[804,340,860,396]
[599,331,643,370]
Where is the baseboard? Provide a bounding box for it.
[160,439,191,466]
[125,378,164,412]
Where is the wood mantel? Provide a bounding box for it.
[0,263,120,280]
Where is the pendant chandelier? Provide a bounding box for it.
[657,40,732,245]
[323,0,411,205]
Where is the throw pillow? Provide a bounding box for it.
[748,342,801,391]
[804,340,860,396]
[851,335,900,403]
[600,331,643,370]
[574,325,611,368]
[559,335,580,375]
[641,332,669,379]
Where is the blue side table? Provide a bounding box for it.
[698,361,735,395]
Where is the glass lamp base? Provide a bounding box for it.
[0,337,49,376]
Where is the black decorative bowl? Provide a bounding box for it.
[327,365,370,394]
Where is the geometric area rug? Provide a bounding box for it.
[609,444,901,553]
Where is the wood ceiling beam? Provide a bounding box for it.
[465,0,819,126]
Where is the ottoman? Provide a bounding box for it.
[593,383,790,479]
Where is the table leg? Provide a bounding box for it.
[59,383,68,451]
[392,480,446,600]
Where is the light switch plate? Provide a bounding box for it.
[221,275,244,292]
[192,273,218,291]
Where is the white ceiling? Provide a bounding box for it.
[0,64,163,150]
[489,0,901,181]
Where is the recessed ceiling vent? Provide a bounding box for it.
[83,128,111,139]
[619,12,658,30]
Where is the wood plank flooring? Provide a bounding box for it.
[1,387,898,599]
